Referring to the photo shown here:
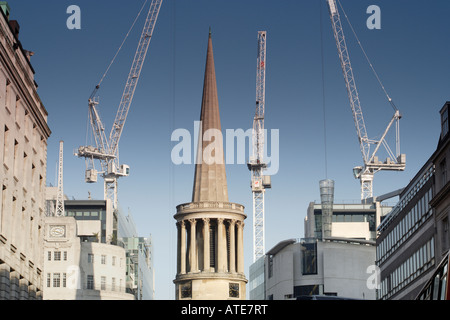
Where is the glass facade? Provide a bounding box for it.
[249,256,265,300]
[379,237,435,300]
[313,209,376,239]
[65,202,109,243]
[301,241,317,275]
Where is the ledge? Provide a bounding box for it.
[174,271,247,283]
[176,201,245,215]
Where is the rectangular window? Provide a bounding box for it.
[88,253,94,263]
[268,255,273,278]
[63,251,67,261]
[112,256,116,266]
[47,273,51,288]
[302,242,318,275]
[112,278,116,291]
[101,276,106,290]
[53,273,61,288]
[442,107,448,137]
[54,251,61,261]
[87,275,94,290]
[47,251,51,261]
[62,273,67,288]
[101,255,106,265]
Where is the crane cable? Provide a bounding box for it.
[89,0,149,100]
[336,0,398,112]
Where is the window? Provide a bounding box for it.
[294,285,320,297]
[87,275,94,290]
[101,276,106,290]
[47,251,51,261]
[112,256,116,266]
[442,107,448,137]
[88,253,94,263]
[53,273,61,288]
[112,278,116,291]
[442,217,449,253]
[101,255,106,265]
[62,273,67,288]
[46,273,51,288]
[302,242,317,275]
[63,251,67,261]
[54,251,61,261]
[268,255,273,278]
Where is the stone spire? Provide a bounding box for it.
[192,30,229,203]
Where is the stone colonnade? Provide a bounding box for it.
[176,217,245,276]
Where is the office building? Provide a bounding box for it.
[377,102,450,300]
[263,238,376,300]
[43,195,134,300]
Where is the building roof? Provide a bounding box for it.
[266,239,297,256]
[192,31,229,203]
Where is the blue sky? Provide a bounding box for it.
[10,0,450,299]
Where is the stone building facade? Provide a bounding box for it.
[0,3,51,300]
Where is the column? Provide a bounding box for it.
[202,218,210,272]
[19,278,29,300]
[9,270,20,300]
[0,263,10,300]
[189,219,198,273]
[180,221,186,275]
[28,284,36,300]
[229,220,236,273]
[236,221,245,274]
[217,218,226,272]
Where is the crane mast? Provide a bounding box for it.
[326,0,405,202]
[55,140,65,217]
[248,31,271,262]
[76,0,163,210]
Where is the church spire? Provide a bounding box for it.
[192,30,229,203]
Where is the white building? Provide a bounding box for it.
[0,2,51,300]
[304,202,393,241]
[43,197,134,300]
[264,238,376,300]
[249,200,394,300]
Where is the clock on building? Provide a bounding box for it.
[49,226,66,238]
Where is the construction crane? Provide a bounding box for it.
[326,0,405,202]
[75,0,162,210]
[248,31,271,262]
[55,140,65,217]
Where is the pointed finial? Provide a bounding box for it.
[209,26,212,37]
